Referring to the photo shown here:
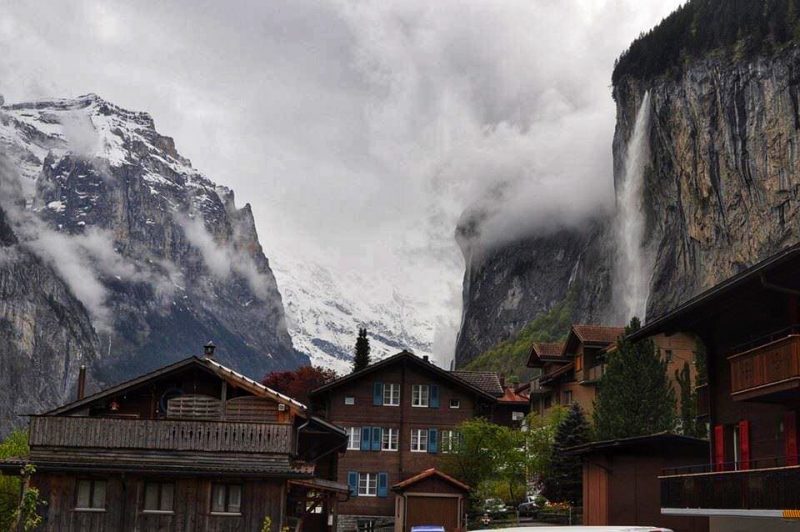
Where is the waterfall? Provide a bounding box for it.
[614,91,652,322]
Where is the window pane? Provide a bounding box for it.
[160,484,174,511]
[92,481,106,509]
[228,485,242,513]
[368,474,377,494]
[144,483,159,510]
[211,484,226,513]
[76,480,91,508]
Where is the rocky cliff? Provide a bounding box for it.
[0,200,100,435]
[0,94,304,394]
[614,40,800,322]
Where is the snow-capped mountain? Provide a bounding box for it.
[0,93,304,386]
[272,256,438,374]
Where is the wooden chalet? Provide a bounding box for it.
[0,348,348,532]
[308,350,506,532]
[528,326,699,418]
[628,244,800,532]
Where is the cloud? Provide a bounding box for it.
[0,0,684,360]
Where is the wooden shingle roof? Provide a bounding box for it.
[450,371,504,396]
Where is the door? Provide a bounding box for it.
[405,495,459,532]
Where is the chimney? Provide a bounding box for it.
[77,365,86,400]
[204,341,216,358]
[422,355,429,363]
[499,374,506,387]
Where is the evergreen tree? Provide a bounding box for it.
[593,317,677,440]
[352,328,371,372]
[543,403,591,505]
[675,361,699,437]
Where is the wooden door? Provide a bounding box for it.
[583,462,608,525]
[405,496,459,532]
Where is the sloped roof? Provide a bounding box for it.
[47,356,307,417]
[450,371,504,396]
[526,342,567,367]
[497,386,529,404]
[566,432,709,455]
[572,325,625,345]
[309,350,499,401]
[392,468,470,492]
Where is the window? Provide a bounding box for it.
[346,427,361,450]
[211,484,242,514]
[344,396,355,405]
[512,411,525,421]
[357,519,377,531]
[440,430,454,453]
[358,473,377,496]
[143,482,174,513]
[76,479,106,511]
[449,398,460,409]
[382,428,398,451]
[575,354,583,372]
[411,429,428,452]
[562,391,573,405]
[383,383,400,406]
[412,385,429,407]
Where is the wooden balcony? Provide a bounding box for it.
[728,334,800,402]
[529,378,550,395]
[661,460,800,515]
[29,415,294,454]
[582,364,606,383]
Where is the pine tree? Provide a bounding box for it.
[543,403,591,505]
[675,361,701,437]
[352,328,371,373]
[593,317,677,440]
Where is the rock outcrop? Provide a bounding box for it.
[0,94,304,394]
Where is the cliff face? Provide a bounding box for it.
[454,217,612,367]
[614,45,800,320]
[0,203,99,435]
[0,94,304,390]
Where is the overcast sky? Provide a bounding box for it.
[0,0,683,360]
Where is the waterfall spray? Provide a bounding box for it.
[615,91,652,322]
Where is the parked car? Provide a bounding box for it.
[481,498,508,519]
[517,495,541,517]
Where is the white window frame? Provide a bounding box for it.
[411,385,429,407]
[383,383,400,406]
[358,472,377,497]
[344,396,355,405]
[411,429,428,452]
[441,430,453,454]
[346,427,361,450]
[382,428,398,451]
[449,398,460,409]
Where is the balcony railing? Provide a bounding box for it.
[583,364,606,383]
[661,458,800,513]
[29,415,294,454]
[728,334,800,401]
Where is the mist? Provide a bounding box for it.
[0,0,684,360]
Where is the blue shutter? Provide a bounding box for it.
[429,385,440,408]
[377,472,389,497]
[347,471,358,496]
[373,382,384,406]
[372,427,382,451]
[428,428,438,454]
[361,427,371,451]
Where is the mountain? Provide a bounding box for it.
[0,94,305,390]
[455,0,800,369]
[0,200,99,435]
[272,256,436,374]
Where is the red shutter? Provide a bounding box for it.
[738,420,750,470]
[786,412,798,466]
[714,424,725,472]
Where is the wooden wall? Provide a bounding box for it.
[33,473,285,532]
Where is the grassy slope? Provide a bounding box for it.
[462,287,577,380]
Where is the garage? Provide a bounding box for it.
[392,469,470,532]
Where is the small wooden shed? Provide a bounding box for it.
[392,469,469,532]
[570,432,709,532]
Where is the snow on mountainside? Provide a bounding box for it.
[0,93,303,385]
[272,256,437,373]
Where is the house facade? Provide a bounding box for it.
[528,326,698,418]
[309,351,501,532]
[0,351,348,532]
[629,244,800,532]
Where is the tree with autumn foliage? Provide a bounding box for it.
[262,366,338,404]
